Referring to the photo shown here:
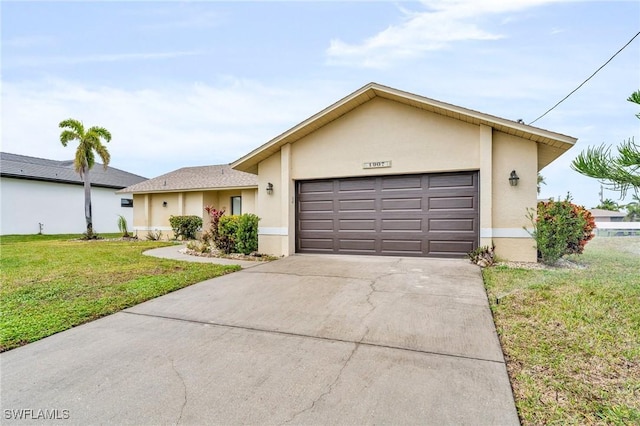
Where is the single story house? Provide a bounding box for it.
[232,83,576,262]
[588,208,625,222]
[125,83,577,261]
[1,152,146,235]
[118,165,257,238]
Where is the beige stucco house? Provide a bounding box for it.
[119,165,257,239]
[124,83,576,261]
[231,83,577,262]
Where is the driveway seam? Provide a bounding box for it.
[122,310,505,365]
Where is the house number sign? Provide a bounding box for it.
[363,160,391,169]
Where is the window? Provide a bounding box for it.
[121,198,134,208]
[231,196,242,215]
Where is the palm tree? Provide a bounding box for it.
[625,194,640,222]
[59,119,112,238]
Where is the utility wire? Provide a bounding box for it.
[529,30,640,125]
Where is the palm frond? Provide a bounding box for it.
[88,126,112,143]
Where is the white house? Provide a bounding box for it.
[1,152,147,235]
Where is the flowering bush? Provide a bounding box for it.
[528,197,595,264]
[203,207,259,255]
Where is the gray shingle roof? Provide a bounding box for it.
[119,164,258,194]
[1,152,147,189]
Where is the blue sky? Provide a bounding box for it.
[2,1,639,209]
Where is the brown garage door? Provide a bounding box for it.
[296,172,478,257]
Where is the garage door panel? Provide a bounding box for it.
[299,181,334,194]
[381,198,423,211]
[429,173,475,188]
[381,239,423,254]
[339,199,376,211]
[338,239,377,252]
[429,218,475,232]
[299,219,334,231]
[298,238,334,251]
[381,176,423,190]
[381,219,422,231]
[339,219,376,231]
[429,196,475,210]
[428,240,476,256]
[338,179,376,192]
[297,172,478,257]
[299,200,334,212]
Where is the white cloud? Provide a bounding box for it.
[326,0,563,68]
[0,78,347,178]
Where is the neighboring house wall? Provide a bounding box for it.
[1,177,134,235]
[255,97,539,261]
[132,190,257,239]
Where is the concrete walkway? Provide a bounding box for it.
[1,254,519,425]
[143,244,267,268]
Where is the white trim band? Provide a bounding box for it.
[259,227,288,236]
[481,228,533,238]
[133,226,173,231]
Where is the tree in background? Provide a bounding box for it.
[571,90,640,198]
[59,119,112,239]
[593,198,621,211]
[537,173,546,195]
[624,195,640,221]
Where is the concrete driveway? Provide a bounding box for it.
[1,255,519,425]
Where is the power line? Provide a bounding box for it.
[529,30,640,125]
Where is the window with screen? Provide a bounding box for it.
[121,198,134,208]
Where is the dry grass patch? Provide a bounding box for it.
[483,237,640,425]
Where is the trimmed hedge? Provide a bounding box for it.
[169,215,203,240]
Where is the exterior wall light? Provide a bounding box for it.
[266,182,274,195]
[509,170,520,187]
[162,201,168,207]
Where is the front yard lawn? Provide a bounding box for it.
[0,235,240,352]
[483,237,640,425]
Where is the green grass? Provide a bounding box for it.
[0,234,240,352]
[483,237,640,425]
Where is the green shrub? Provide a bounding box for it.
[528,197,596,264]
[169,215,203,240]
[235,214,259,255]
[217,215,240,254]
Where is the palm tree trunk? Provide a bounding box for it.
[83,164,93,237]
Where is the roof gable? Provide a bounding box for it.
[0,152,147,188]
[231,82,577,174]
[119,164,258,194]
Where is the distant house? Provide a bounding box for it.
[118,165,258,239]
[589,209,626,223]
[1,152,146,235]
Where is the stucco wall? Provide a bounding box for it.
[1,177,134,235]
[290,98,480,179]
[490,131,538,261]
[132,189,257,240]
[257,153,284,256]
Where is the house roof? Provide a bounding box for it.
[589,208,626,218]
[232,82,578,174]
[118,164,258,194]
[0,152,147,189]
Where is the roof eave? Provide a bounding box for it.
[118,185,258,194]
